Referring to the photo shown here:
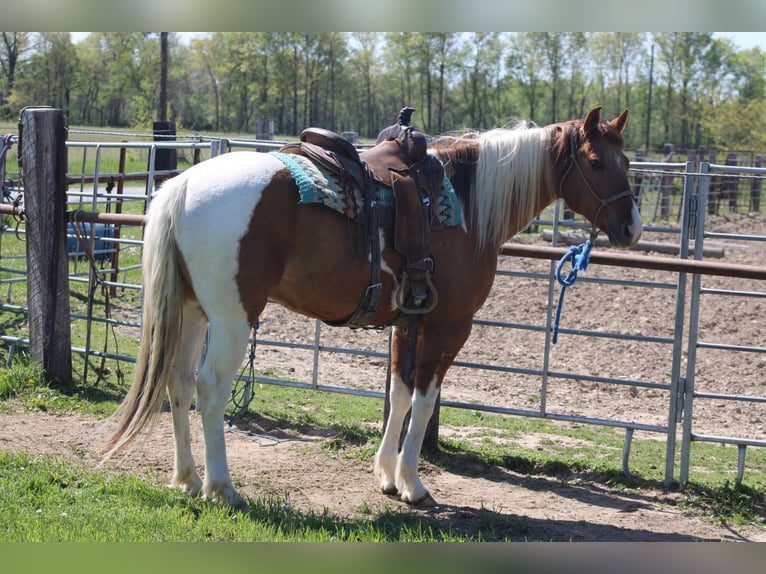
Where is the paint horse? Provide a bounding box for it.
[103,106,642,507]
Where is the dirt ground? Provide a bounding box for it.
[2,213,766,541]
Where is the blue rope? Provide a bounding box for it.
[552,239,593,344]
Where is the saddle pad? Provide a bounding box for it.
[269,151,464,228]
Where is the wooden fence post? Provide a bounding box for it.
[20,107,72,388]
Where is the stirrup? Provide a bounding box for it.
[395,270,438,314]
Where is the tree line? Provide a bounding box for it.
[2,32,765,155]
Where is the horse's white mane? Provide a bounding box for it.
[471,123,554,252]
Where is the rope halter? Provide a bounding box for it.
[557,130,634,242]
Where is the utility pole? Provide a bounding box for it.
[154,32,176,175]
[644,43,654,151]
[159,32,168,122]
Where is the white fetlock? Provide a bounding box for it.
[202,481,246,508]
[374,451,398,494]
[395,461,429,505]
[172,472,203,496]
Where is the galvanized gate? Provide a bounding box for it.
[2,131,766,488]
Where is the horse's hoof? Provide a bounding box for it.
[202,483,247,509]
[381,484,399,496]
[229,493,249,511]
[413,493,438,507]
[400,491,437,507]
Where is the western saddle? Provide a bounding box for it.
[278,107,444,327]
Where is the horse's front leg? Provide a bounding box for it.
[375,319,470,505]
[374,323,418,496]
[395,372,441,505]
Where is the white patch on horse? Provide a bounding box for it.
[377,230,402,312]
[374,365,411,494]
[175,151,285,320]
[396,375,440,503]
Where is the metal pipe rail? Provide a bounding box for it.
[13,200,766,281]
[4,142,766,489]
[499,242,766,280]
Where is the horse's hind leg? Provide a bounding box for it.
[195,315,251,506]
[167,301,207,495]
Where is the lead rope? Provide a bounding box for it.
[551,132,595,344]
[551,238,593,344]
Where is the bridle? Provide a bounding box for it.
[557,130,634,241]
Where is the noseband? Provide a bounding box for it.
[558,131,634,241]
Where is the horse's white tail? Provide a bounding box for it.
[101,172,190,459]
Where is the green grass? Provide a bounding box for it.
[0,352,124,416]
[1,356,764,539]
[0,451,466,542]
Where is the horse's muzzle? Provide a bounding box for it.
[607,202,643,248]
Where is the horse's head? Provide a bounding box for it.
[552,106,643,248]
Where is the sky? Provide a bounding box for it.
[714,32,766,51]
[70,32,766,52]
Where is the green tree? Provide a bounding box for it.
[508,33,545,122]
[676,33,715,149]
[653,32,715,149]
[698,43,766,152]
[349,32,380,137]
[563,32,590,120]
[460,32,506,129]
[3,30,765,159]
[427,33,464,133]
[731,46,766,103]
[382,32,419,122]
[1,32,30,118]
[183,35,223,131]
[593,32,645,115]
[9,33,76,116]
[534,32,566,123]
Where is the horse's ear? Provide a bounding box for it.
[610,109,629,133]
[582,106,602,137]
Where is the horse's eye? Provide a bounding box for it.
[589,159,604,171]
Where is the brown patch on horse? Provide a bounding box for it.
[239,168,405,327]
[176,245,199,306]
[235,169,300,325]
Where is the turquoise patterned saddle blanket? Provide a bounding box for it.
[269,151,464,229]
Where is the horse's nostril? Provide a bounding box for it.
[622,217,643,246]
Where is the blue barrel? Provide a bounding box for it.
[67,223,115,261]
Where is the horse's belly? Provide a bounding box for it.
[270,209,401,324]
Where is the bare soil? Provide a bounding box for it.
[2,213,766,541]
